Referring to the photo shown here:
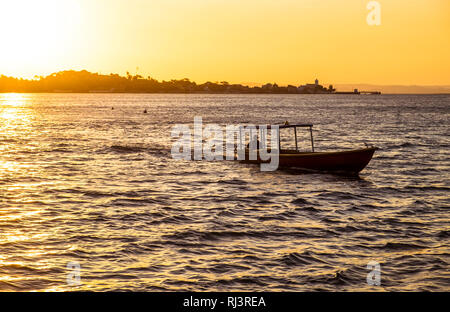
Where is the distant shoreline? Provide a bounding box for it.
[2,70,450,94]
[2,91,449,95]
[0,70,379,95]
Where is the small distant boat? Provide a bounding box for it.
[239,123,377,174]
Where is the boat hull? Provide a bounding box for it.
[240,147,377,174]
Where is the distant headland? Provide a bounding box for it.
[0,70,380,94]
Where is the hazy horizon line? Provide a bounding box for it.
[2,70,450,94]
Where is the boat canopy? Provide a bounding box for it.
[250,124,313,129]
[240,123,315,152]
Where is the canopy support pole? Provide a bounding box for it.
[309,126,314,152]
[294,126,298,151]
[278,128,281,151]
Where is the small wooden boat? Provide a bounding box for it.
[239,123,377,174]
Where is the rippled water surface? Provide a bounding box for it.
[0,93,449,291]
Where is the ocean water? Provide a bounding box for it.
[0,93,448,291]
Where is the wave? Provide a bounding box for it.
[207,263,250,274]
[381,242,428,250]
[109,197,167,206]
[110,144,146,153]
[281,251,330,266]
[258,210,297,221]
[162,228,317,242]
[437,230,450,239]
[317,191,362,200]
[108,144,173,158]
[216,276,267,287]
[149,215,194,225]
[217,178,248,185]
[0,280,21,291]
[291,198,311,205]
[404,185,449,192]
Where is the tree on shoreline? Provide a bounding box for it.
[0,70,333,94]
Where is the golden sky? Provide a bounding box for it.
[0,0,449,85]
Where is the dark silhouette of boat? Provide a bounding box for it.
[239,123,377,174]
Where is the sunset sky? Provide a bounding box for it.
[0,0,449,85]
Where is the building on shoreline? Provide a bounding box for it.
[297,79,335,94]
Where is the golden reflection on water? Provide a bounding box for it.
[0,93,28,106]
[0,94,49,290]
[0,94,34,129]
[0,109,21,121]
[0,93,448,291]
[0,93,30,121]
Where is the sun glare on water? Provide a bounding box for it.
[0,93,27,106]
